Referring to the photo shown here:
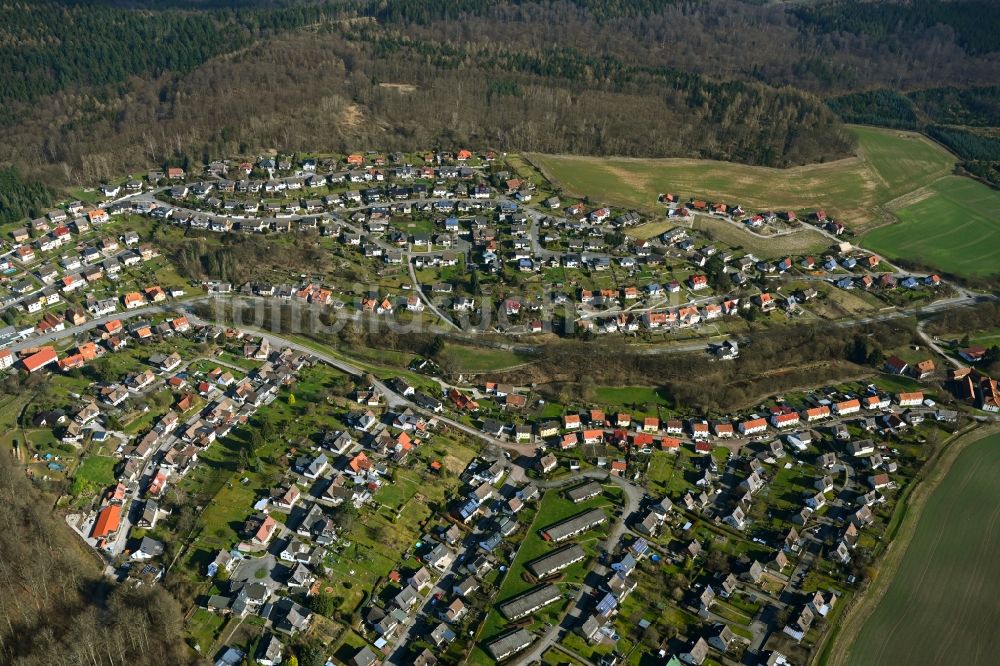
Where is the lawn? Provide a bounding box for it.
[373,470,421,509]
[970,328,1000,348]
[528,126,954,229]
[862,176,1000,277]
[439,343,531,373]
[871,374,925,395]
[845,433,1000,666]
[186,608,226,654]
[74,455,118,487]
[593,386,671,410]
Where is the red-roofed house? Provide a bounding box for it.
[58,354,85,371]
[738,418,768,436]
[691,422,710,440]
[690,274,709,290]
[91,504,122,539]
[897,392,924,407]
[148,470,168,497]
[632,433,654,448]
[802,406,831,422]
[713,422,734,438]
[349,452,372,474]
[22,347,58,373]
[122,292,145,309]
[959,345,987,363]
[144,285,166,302]
[660,437,681,451]
[884,356,908,375]
[253,515,278,545]
[833,399,861,416]
[771,412,800,429]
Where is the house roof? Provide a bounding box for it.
[22,346,58,372]
[92,504,121,538]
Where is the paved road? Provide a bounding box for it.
[916,320,966,370]
[407,259,459,330]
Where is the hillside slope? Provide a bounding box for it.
[0,436,195,666]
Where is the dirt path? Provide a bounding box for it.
[820,422,1000,666]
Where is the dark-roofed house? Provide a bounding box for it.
[256,633,283,666]
[745,560,765,584]
[499,584,562,620]
[683,637,710,665]
[352,646,380,666]
[527,544,587,579]
[580,614,605,643]
[272,597,313,634]
[541,508,607,542]
[430,622,456,647]
[565,481,602,503]
[487,628,534,661]
[709,625,737,653]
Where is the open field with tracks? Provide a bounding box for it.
[530,126,954,229]
[842,431,1000,666]
[862,176,1000,277]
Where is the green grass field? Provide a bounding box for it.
[593,385,671,410]
[529,126,954,229]
[439,343,531,373]
[846,433,1000,666]
[862,176,1000,277]
[852,125,955,202]
[75,455,118,487]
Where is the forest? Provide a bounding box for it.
[0,1,357,110]
[0,440,195,666]
[2,0,999,184]
[826,90,921,130]
[789,0,1000,56]
[0,166,54,224]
